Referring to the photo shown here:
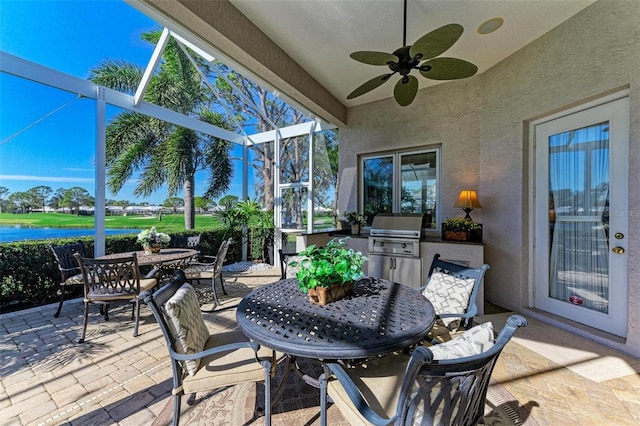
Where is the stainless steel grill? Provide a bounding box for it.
[368,213,425,288]
[368,213,424,256]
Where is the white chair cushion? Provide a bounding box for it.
[428,322,495,360]
[164,283,210,376]
[422,272,476,326]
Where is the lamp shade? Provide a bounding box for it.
[453,190,482,209]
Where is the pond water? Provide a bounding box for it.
[0,225,140,243]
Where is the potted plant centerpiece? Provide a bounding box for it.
[137,226,171,254]
[290,238,368,306]
[441,218,483,243]
[344,211,368,235]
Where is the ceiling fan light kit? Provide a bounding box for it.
[348,0,478,106]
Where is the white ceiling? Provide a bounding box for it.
[229,0,597,108]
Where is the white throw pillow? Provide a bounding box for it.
[422,272,476,326]
[164,283,210,376]
[429,322,495,360]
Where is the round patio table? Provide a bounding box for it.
[236,277,435,360]
[98,248,198,268]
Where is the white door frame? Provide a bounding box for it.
[528,90,629,337]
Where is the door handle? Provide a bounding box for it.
[612,246,625,254]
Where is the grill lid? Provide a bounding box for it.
[369,213,425,239]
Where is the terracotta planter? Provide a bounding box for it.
[443,230,470,241]
[308,281,354,306]
[441,224,483,243]
[144,244,162,255]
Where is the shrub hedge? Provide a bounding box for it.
[0,229,248,313]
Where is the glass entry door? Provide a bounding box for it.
[534,97,628,337]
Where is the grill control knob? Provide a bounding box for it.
[401,243,407,248]
[379,242,385,247]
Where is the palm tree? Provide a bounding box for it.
[89,30,233,229]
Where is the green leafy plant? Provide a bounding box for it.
[443,218,482,232]
[343,211,367,226]
[290,238,368,293]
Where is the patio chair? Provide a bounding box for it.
[278,248,301,280]
[419,254,490,337]
[180,238,232,309]
[49,241,87,318]
[151,234,203,282]
[168,234,201,252]
[73,252,157,343]
[142,271,277,426]
[319,315,527,426]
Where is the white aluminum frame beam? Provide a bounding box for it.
[0,52,244,145]
[134,27,171,107]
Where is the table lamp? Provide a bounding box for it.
[453,190,482,221]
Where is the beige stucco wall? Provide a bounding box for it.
[339,76,482,222]
[339,0,640,355]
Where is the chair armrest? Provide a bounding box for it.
[168,340,261,362]
[325,362,395,426]
[201,254,218,262]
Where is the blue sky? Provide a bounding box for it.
[0,0,249,205]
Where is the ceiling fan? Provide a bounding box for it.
[347,0,478,106]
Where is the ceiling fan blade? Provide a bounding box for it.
[394,75,418,106]
[350,51,398,66]
[419,57,478,80]
[409,24,464,60]
[347,74,393,99]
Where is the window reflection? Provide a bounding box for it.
[361,148,439,229]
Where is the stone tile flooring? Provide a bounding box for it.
[1,266,639,425]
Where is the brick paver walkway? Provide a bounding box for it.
[2,266,639,425]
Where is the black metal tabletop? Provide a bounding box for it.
[236,277,435,360]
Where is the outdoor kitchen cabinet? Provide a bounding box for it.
[367,254,423,288]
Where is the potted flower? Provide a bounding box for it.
[441,218,483,243]
[343,211,368,235]
[290,238,368,306]
[137,226,171,254]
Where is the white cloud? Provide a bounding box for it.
[0,174,94,183]
[62,168,94,172]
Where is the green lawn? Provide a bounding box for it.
[0,212,222,232]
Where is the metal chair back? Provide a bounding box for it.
[321,315,527,426]
[425,253,490,329]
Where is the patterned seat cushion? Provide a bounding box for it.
[182,263,214,280]
[164,283,210,376]
[428,321,495,360]
[63,273,84,286]
[422,272,476,326]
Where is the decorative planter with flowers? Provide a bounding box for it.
[137,227,171,254]
[441,218,483,243]
[289,238,368,306]
[343,211,368,235]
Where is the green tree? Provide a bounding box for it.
[28,185,53,212]
[195,196,215,212]
[211,65,307,211]
[48,187,66,211]
[62,187,93,215]
[0,186,9,213]
[218,195,239,209]
[163,196,184,213]
[211,66,338,223]
[8,191,31,214]
[89,30,233,230]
